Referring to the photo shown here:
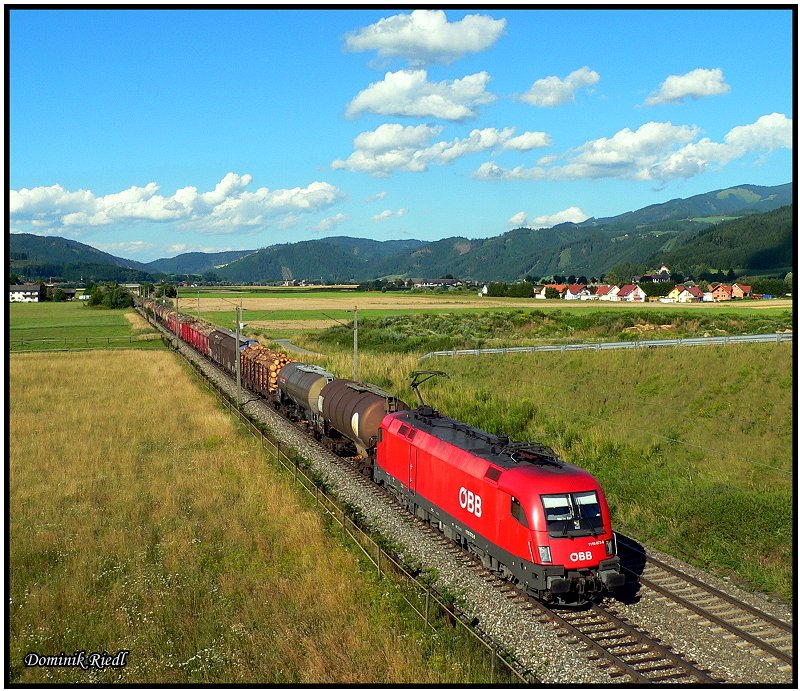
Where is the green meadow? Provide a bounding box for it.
[8,302,162,351]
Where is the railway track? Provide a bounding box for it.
[145,310,790,684]
[617,534,794,671]
[411,521,721,683]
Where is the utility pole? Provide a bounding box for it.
[353,305,358,381]
[235,299,242,406]
[174,294,179,349]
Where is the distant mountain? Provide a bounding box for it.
[216,236,428,283]
[145,250,255,275]
[656,204,794,273]
[8,182,793,283]
[8,233,157,283]
[9,233,149,270]
[579,183,793,227]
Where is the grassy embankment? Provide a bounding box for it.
[9,350,516,684]
[308,308,793,353]
[8,302,162,351]
[295,322,793,603]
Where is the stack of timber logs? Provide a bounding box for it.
[241,344,295,394]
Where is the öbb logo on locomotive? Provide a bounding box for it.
[459,487,482,517]
[141,298,627,604]
[569,551,594,562]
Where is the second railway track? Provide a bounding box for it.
[617,534,793,672]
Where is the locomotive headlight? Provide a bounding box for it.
[605,535,617,556]
[538,546,552,563]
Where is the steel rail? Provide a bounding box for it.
[545,603,722,683]
[617,534,793,667]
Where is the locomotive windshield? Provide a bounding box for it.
[541,491,604,537]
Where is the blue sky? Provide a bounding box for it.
[9,7,794,263]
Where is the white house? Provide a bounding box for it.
[593,285,617,301]
[616,284,647,302]
[9,284,44,302]
[564,284,590,300]
[676,286,705,303]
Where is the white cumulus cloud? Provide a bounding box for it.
[372,209,394,222]
[343,10,506,65]
[11,173,344,235]
[473,113,792,183]
[333,124,551,176]
[644,67,730,106]
[508,211,528,227]
[346,69,496,120]
[531,207,590,227]
[314,212,349,232]
[521,66,600,107]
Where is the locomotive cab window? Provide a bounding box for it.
[542,491,604,537]
[510,496,528,527]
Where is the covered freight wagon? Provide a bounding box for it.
[208,329,256,374]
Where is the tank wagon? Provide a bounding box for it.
[317,379,409,461]
[138,300,625,603]
[277,363,334,430]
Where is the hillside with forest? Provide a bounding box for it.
[654,205,793,275]
[9,182,793,283]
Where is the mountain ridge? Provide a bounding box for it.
[9,182,793,282]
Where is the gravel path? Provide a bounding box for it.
[161,328,793,685]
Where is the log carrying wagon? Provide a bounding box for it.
[240,344,295,396]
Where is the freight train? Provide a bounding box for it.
[140,299,625,603]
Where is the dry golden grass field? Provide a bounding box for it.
[197,295,793,314]
[9,350,505,684]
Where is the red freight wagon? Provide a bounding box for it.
[183,319,214,357]
[375,406,624,603]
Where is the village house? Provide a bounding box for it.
[413,278,462,289]
[731,283,752,299]
[594,285,618,301]
[666,285,684,301]
[616,284,647,302]
[711,284,733,301]
[564,284,590,300]
[634,264,672,284]
[540,283,567,298]
[676,285,705,303]
[9,284,45,302]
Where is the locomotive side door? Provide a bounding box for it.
[408,446,417,495]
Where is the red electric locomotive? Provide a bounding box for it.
[375,405,625,603]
